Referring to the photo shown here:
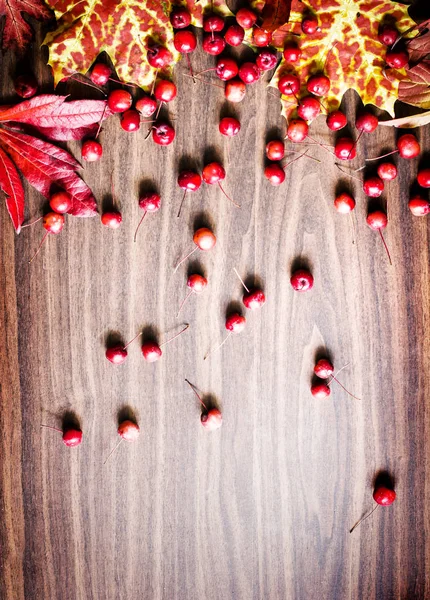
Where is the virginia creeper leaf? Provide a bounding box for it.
[398,62,430,109]
[0,146,25,233]
[0,0,51,53]
[407,30,430,64]
[379,110,430,128]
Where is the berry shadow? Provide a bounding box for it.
[61,410,81,431]
[139,178,159,197]
[203,145,224,166]
[313,345,333,365]
[335,179,354,197]
[117,405,139,426]
[193,210,216,232]
[200,393,220,412]
[367,198,385,214]
[265,125,285,146]
[102,192,116,214]
[141,324,160,345]
[418,150,430,171]
[105,330,124,348]
[219,101,239,121]
[373,470,396,490]
[187,259,206,278]
[290,255,314,275]
[243,272,264,292]
[224,299,244,319]
[177,153,200,173]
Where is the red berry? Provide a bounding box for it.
[334,192,355,213]
[202,33,226,55]
[193,228,217,251]
[106,345,127,364]
[238,62,260,84]
[174,30,197,53]
[256,50,278,71]
[90,63,111,85]
[302,16,319,35]
[178,170,202,191]
[225,313,246,333]
[306,74,330,96]
[417,168,430,188]
[43,212,65,234]
[366,210,387,230]
[107,89,132,113]
[121,109,141,132]
[363,177,384,197]
[118,420,140,441]
[236,8,257,29]
[311,383,331,398]
[243,289,266,309]
[278,73,300,95]
[14,74,38,98]
[152,122,175,145]
[314,359,334,379]
[290,269,314,291]
[49,191,72,214]
[135,95,157,118]
[82,139,103,162]
[170,7,191,29]
[373,486,396,506]
[378,25,398,46]
[265,140,285,161]
[139,192,161,213]
[203,15,225,32]
[297,96,321,121]
[202,162,225,184]
[334,138,356,161]
[287,119,308,143]
[283,43,302,63]
[219,117,240,137]
[225,24,245,46]
[397,134,420,159]
[147,45,173,69]
[225,79,246,103]
[252,27,272,47]
[356,112,378,133]
[264,164,285,185]
[201,409,222,431]
[101,211,122,229]
[62,428,83,447]
[377,163,398,181]
[154,79,177,103]
[216,57,239,81]
[408,197,430,216]
[187,274,207,293]
[386,48,408,69]
[141,342,163,362]
[326,110,347,131]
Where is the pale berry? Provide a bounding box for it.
[252,28,272,47]
[297,96,321,121]
[334,192,355,213]
[377,163,398,181]
[408,197,430,216]
[225,79,246,103]
[135,96,157,117]
[238,62,260,84]
[287,119,308,143]
[14,74,38,98]
[397,134,420,159]
[363,177,384,197]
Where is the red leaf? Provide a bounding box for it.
[407,30,430,64]
[0,95,64,124]
[0,0,52,53]
[398,61,430,109]
[25,124,100,141]
[0,129,80,170]
[261,0,292,32]
[0,146,25,232]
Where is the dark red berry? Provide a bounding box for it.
[386,48,408,69]
[334,192,355,213]
[202,33,226,55]
[178,171,202,192]
[43,212,65,234]
[49,191,72,214]
[297,96,321,121]
[290,269,314,291]
[82,139,103,162]
[14,74,38,98]
[238,62,260,84]
[224,24,245,46]
[219,117,240,137]
[265,140,285,161]
[147,45,173,69]
[417,168,430,188]
[236,8,257,29]
[378,25,398,46]
[170,7,191,29]
[62,428,83,447]
[283,43,302,63]
[121,109,141,132]
[306,74,330,96]
[356,112,378,133]
[135,96,157,118]
[152,122,175,145]
[302,16,319,35]
[326,110,347,131]
[256,50,278,71]
[252,27,272,47]
[90,63,112,85]
[373,487,396,506]
[174,30,197,53]
[397,134,420,159]
[203,15,225,32]
[101,212,122,229]
[108,89,133,113]
[216,57,239,81]
[278,73,300,95]
[243,289,266,309]
[264,164,285,185]
[334,138,356,161]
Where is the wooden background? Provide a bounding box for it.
[0,6,430,600]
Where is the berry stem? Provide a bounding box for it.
[335,163,363,183]
[174,246,199,273]
[193,67,216,77]
[177,190,187,218]
[21,216,43,228]
[103,438,123,465]
[28,232,49,264]
[160,323,190,347]
[218,182,240,208]
[108,77,138,89]
[95,103,108,139]
[233,268,250,293]
[177,290,193,317]
[365,150,398,162]
[186,54,195,82]
[183,73,224,89]
[349,504,379,533]
[348,130,363,160]
[123,330,142,350]
[155,101,163,121]
[150,69,159,96]
[134,212,147,243]
[40,424,62,433]
[307,135,336,156]
[282,149,322,168]
[379,229,392,266]
[185,379,207,411]
[331,376,361,400]
[67,74,106,96]
[204,331,232,360]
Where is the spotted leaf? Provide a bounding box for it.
[182,0,234,27]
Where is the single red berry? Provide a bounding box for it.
[178,170,202,192]
[287,119,308,142]
[202,33,226,55]
[278,74,300,96]
[334,138,356,161]
[236,8,257,29]
[378,25,398,46]
[62,428,83,447]
[366,210,387,230]
[334,192,355,213]
[306,74,330,96]
[203,14,225,32]
[90,63,111,85]
[225,79,246,103]
[201,409,222,431]
[290,269,314,291]
[326,110,347,131]
[238,62,260,84]
[193,228,216,250]
[311,383,331,398]
[101,211,122,229]
[106,345,128,364]
[139,193,161,213]
[297,96,321,121]
[152,122,175,145]
[216,57,239,81]
[202,162,225,184]
[356,112,378,133]
[302,15,319,34]
[49,191,72,214]
[118,420,140,441]
[219,117,240,137]
[283,43,302,63]
[147,45,173,69]
[187,274,207,293]
[225,24,245,46]
[417,168,430,188]
[135,96,157,118]
[314,359,334,379]
[121,109,141,132]
[373,487,396,506]
[82,139,103,162]
[174,30,197,53]
[264,164,285,185]
[14,74,38,98]
[154,79,177,103]
[363,177,384,197]
[225,313,246,333]
[377,163,398,181]
[170,7,191,29]
[107,89,133,113]
[43,212,65,234]
[141,342,163,362]
[408,197,430,216]
[243,289,266,310]
[397,134,420,159]
[386,48,409,69]
[266,140,285,161]
[252,27,272,47]
[256,50,278,71]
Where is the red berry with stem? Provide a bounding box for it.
[367,210,392,265]
[154,79,177,103]
[49,191,72,214]
[225,79,246,102]
[409,197,430,216]
[105,329,144,364]
[135,95,157,118]
[177,170,202,217]
[202,33,226,55]
[334,192,355,213]
[185,379,222,431]
[306,74,330,96]
[121,109,141,132]
[266,140,285,161]
[29,212,65,263]
[219,116,240,137]
[170,7,191,29]
[252,27,272,47]
[327,110,347,131]
[363,177,384,197]
[256,50,278,71]
[287,119,309,143]
[141,323,190,362]
[278,74,300,96]
[41,424,83,447]
[202,162,240,207]
[215,57,239,81]
[350,484,396,533]
[290,269,314,291]
[356,112,378,133]
[264,163,285,185]
[378,25,398,46]
[335,138,357,160]
[417,169,430,188]
[302,15,319,34]
[283,43,302,63]
[82,139,103,162]
[152,121,175,146]
[101,212,122,229]
[104,420,140,464]
[386,48,408,69]
[377,163,398,181]
[204,313,246,360]
[107,89,133,113]
[174,30,197,53]
[177,274,208,316]
[225,24,245,46]
[174,228,216,272]
[314,359,333,379]
[90,63,111,85]
[297,96,321,121]
[234,268,266,310]
[203,14,225,32]
[311,382,331,398]
[134,192,161,241]
[236,8,257,29]
[238,62,260,84]
[397,134,420,158]
[14,74,38,98]
[147,45,173,69]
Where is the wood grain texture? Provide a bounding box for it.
[1,15,430,600]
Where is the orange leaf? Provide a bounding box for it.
[261,0,292,33]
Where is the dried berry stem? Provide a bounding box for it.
[185,379,207,411]
[233,268,250,293]
[204,332,232,360]
[365,150,398,162]
[379,229,392,266]
[134,212,147,243]
[349,504,379,533]
[177,190,187,218]
[40,424,62,433]
[218,182,240,208]
[160,323,189,347]
[103,439,123,465]
[28,232,49,264]
[177,290,193,317]
[335,163,363,182]
[174,246,199,273]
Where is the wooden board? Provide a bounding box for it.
[0,19,429,600]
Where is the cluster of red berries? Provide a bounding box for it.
[311,358,360,400]
[378,23,409,70]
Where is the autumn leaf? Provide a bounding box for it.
[379,110,430,128]
[0,0,52,53]
[398,61,430,109]
[0,146,25,233]
[269,0,416,120]
[260,0,292,33]
[402,19,430,64]
[182,0,234,26]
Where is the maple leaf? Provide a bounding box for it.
[43,0,180,90]
[269,0,416,120]
[182,0,233,26]
[0,146,25,233]
[0,0,52,53]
